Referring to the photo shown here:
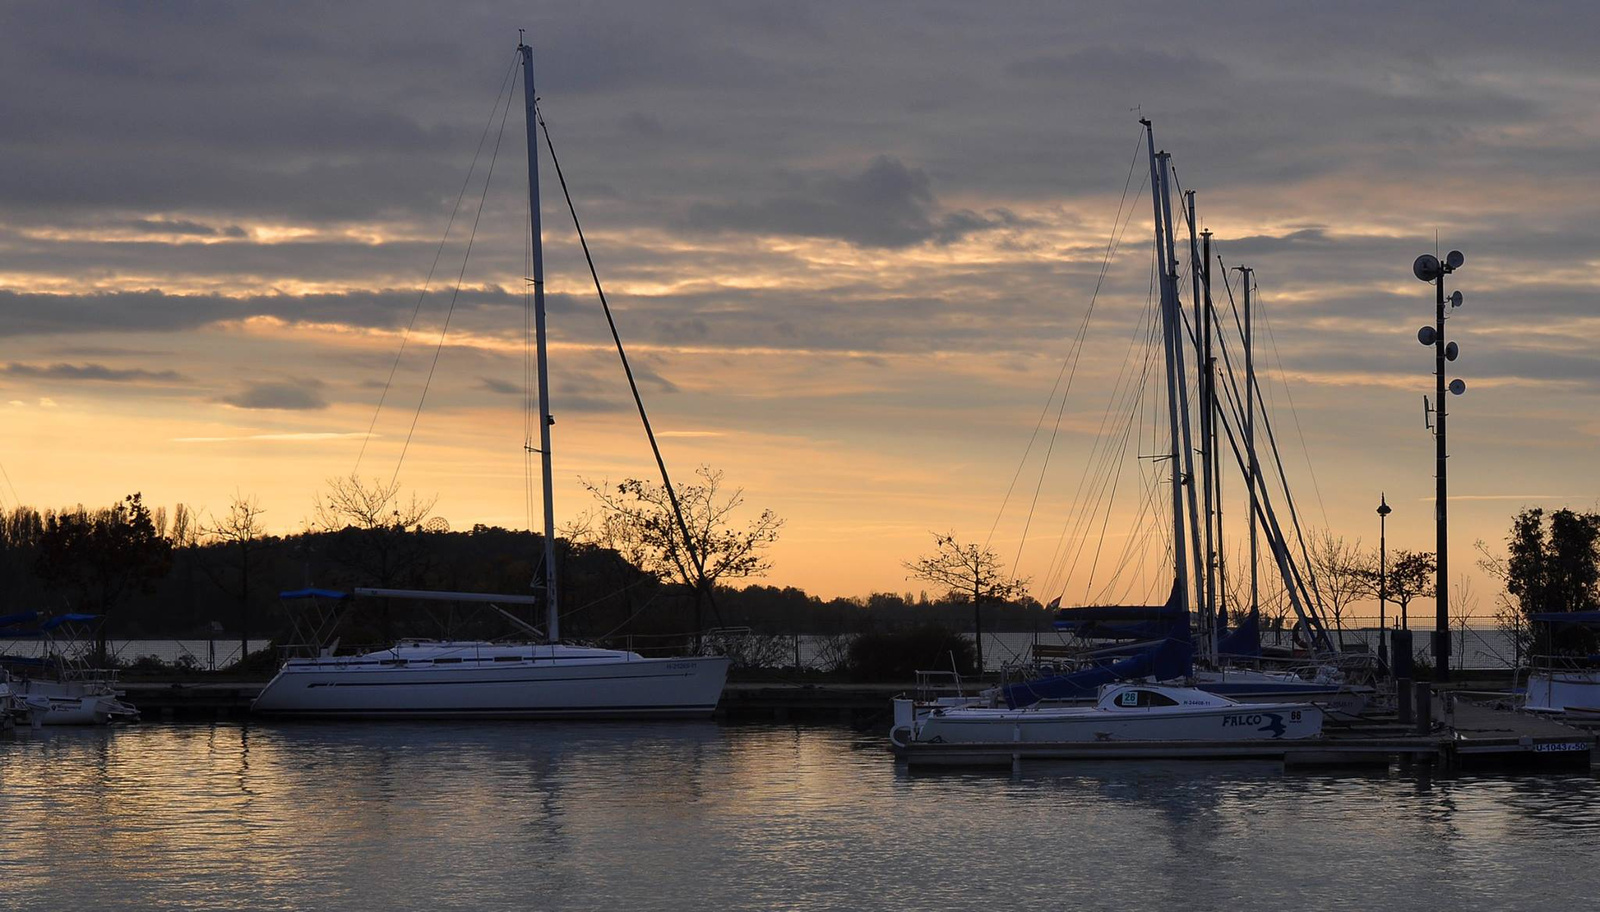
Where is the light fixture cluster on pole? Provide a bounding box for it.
[1413,248,1465,683]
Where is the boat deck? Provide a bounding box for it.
[893,693,1597,769]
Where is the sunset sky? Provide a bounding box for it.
[4,2,1599,616]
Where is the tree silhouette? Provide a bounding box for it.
[34,492,173,664]
[1307,530,1365,648]
[904,533,1028,674]
[579,466,783,640]
[1361,549,1436,630]
[202,494,269,664]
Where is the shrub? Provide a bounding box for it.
[845,625,976,682]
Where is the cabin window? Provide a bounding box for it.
[493,655,527,662]
[1116,689,1178,708]
[434,657,461,664]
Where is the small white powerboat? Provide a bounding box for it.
[891,682,1322,748]
[10,676,139,726]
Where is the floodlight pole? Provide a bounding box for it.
[1377,494,1390,667]
[1432,267,1449,682]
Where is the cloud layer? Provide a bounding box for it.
[2,0,1599,601]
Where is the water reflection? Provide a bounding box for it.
[2,723,1598,911]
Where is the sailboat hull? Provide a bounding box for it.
[253,652,731,719]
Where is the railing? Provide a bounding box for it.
[0,639,273,672]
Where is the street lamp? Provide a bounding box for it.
[1414,248,1466,683]
[1377,493,1391,667]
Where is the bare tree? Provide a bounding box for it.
[903,532,1028,674]
[580,466,783,638]
[1452,572,1479,673]
[311,473,436,532]
[202,494,268,664]
[1478,537,1532,667]
[1219,541,1291,638]
[309,474,438,642]
[1361,549,1436,630]
[1307,530,1365,649]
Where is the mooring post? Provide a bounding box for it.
[1397,677,1414,725]
[1414,681,1433,734]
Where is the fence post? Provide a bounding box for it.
[1414,681,1433,735]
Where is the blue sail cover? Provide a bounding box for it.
[1006,581,1193,708]
[0,611,42,637]
[1052,602,1188,640]
[1216,608,1260,658]
[1003,636,1194,708]
[39,613,100,631]
[279,588,351,601]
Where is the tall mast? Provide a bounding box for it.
[1202,231,1222,642]
[1241,265,1258,628]
[520,39,560,640]
[1186,191,1213,658]
[1161,160,1202,618]
[1143,121,1188,612]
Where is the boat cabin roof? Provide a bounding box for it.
[1095,683,1236,710]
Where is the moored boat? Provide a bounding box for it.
[891,682,1322,749]
[252,39,731,721]
[252,638,728,719]
[1522,611,1600,715]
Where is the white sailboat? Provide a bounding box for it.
[892,682,1322,748]
[894,121,1327,751]
[253,39,730,720]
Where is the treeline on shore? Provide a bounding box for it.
[0,498,1051,652]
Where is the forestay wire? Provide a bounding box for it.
[356,51,522,477]
[985,129,1148,577]
[532,101,722,627]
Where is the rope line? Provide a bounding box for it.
[356,52,520,475]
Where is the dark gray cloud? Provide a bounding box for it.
[2,1,1600,399]
[0,362,187,383]
[0,287,569,338]
[684,156,1020,248]
[477,377,520,395]
[218,379,328,411]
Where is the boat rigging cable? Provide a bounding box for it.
[1044,276,1162,603]
[1255,284,1332,528]
[531,101,722,627]
[355,52,522,477]
[1212,264,1325,608]
[388,84,518,490]
[1206,264,1333,649]
[1052,242,1170,608]
[985,131,1148,571]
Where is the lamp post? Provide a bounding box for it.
[1414,249,1465,683]
[1377,493,1391,667]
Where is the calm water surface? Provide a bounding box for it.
[2,722,1597,911]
